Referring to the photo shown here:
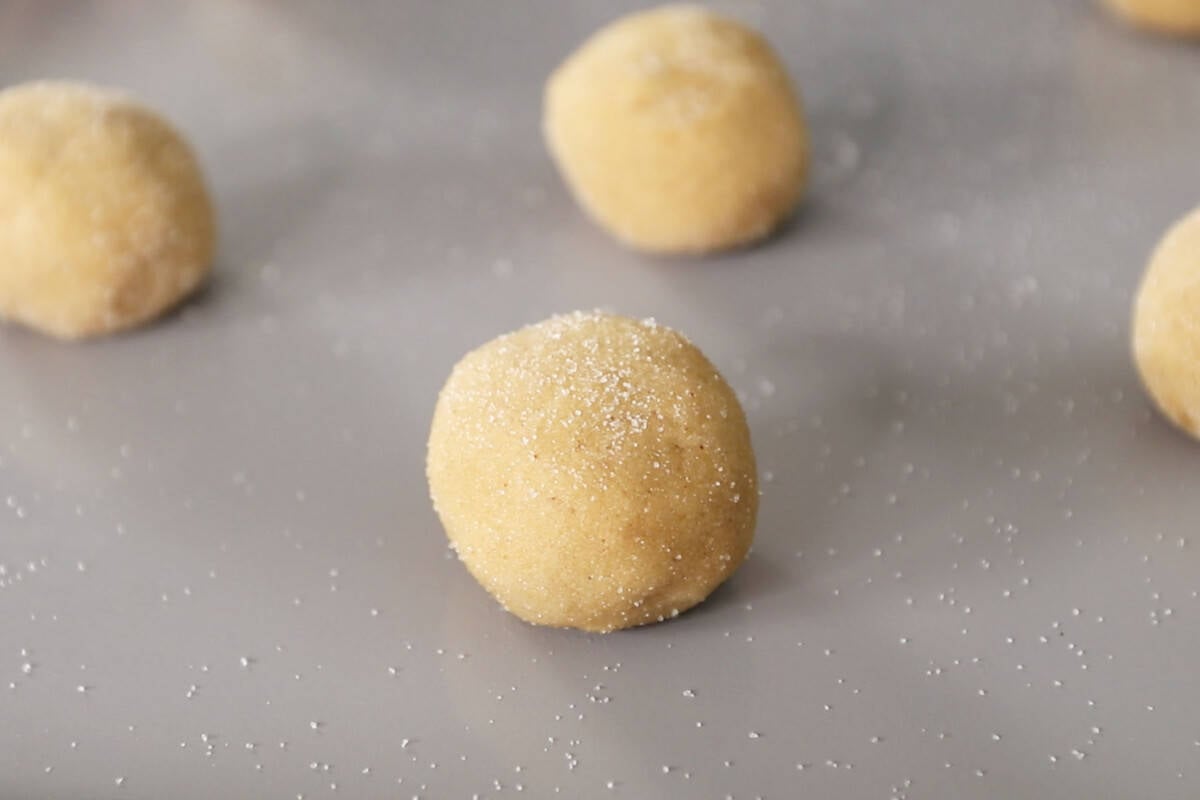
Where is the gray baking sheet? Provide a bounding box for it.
[2,1,1200,798]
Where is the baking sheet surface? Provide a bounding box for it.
[2,2,1200,798]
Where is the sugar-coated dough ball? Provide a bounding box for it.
[1134,207,1200,437]
[1103,0,1200,35]
[427,311,758,632]
[0,81,215,339]
[543,5,808,255]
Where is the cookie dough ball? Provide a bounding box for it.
[1133,206,1200,437]
[0,81,215,339]
[1103,0,1200,35]
[543,5,808,255]
[427,311,758,632]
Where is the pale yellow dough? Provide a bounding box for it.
[1133,207,1200,438]
[0,81,215,339]
[427,311,758,633]
[1104,0,1200,35]
[543,5,808,255]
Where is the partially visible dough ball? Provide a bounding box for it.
[1103,0,1200,36]
[543,5,808,255]
[0,81,215,339]
[1133,206,1200,437]
[427,311,758,633]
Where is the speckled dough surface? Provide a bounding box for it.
[543,5,808,254]
[1103,0,1200,35]
[1133,206,1200,438]
[0,81,215,339]
[427,311,758,632]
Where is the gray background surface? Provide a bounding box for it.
[2,1,1199,798]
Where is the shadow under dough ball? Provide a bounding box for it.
[1133,206,1200,438]
[427,311,758,633]
[0,81,215,339]
[1103,0,1200,35]
[543,4,809,255]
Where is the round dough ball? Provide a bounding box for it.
[1103,0,1200,35]
[1133,206,1200,437]
[427,311,758,633]
[543,5,808,255]
[0,81,215,339]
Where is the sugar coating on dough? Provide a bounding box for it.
[1133,207,1200,438]
[427,311,758,633]
[543,4,808,255]
[1104,0,1200,35]
[0,81,215,339]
